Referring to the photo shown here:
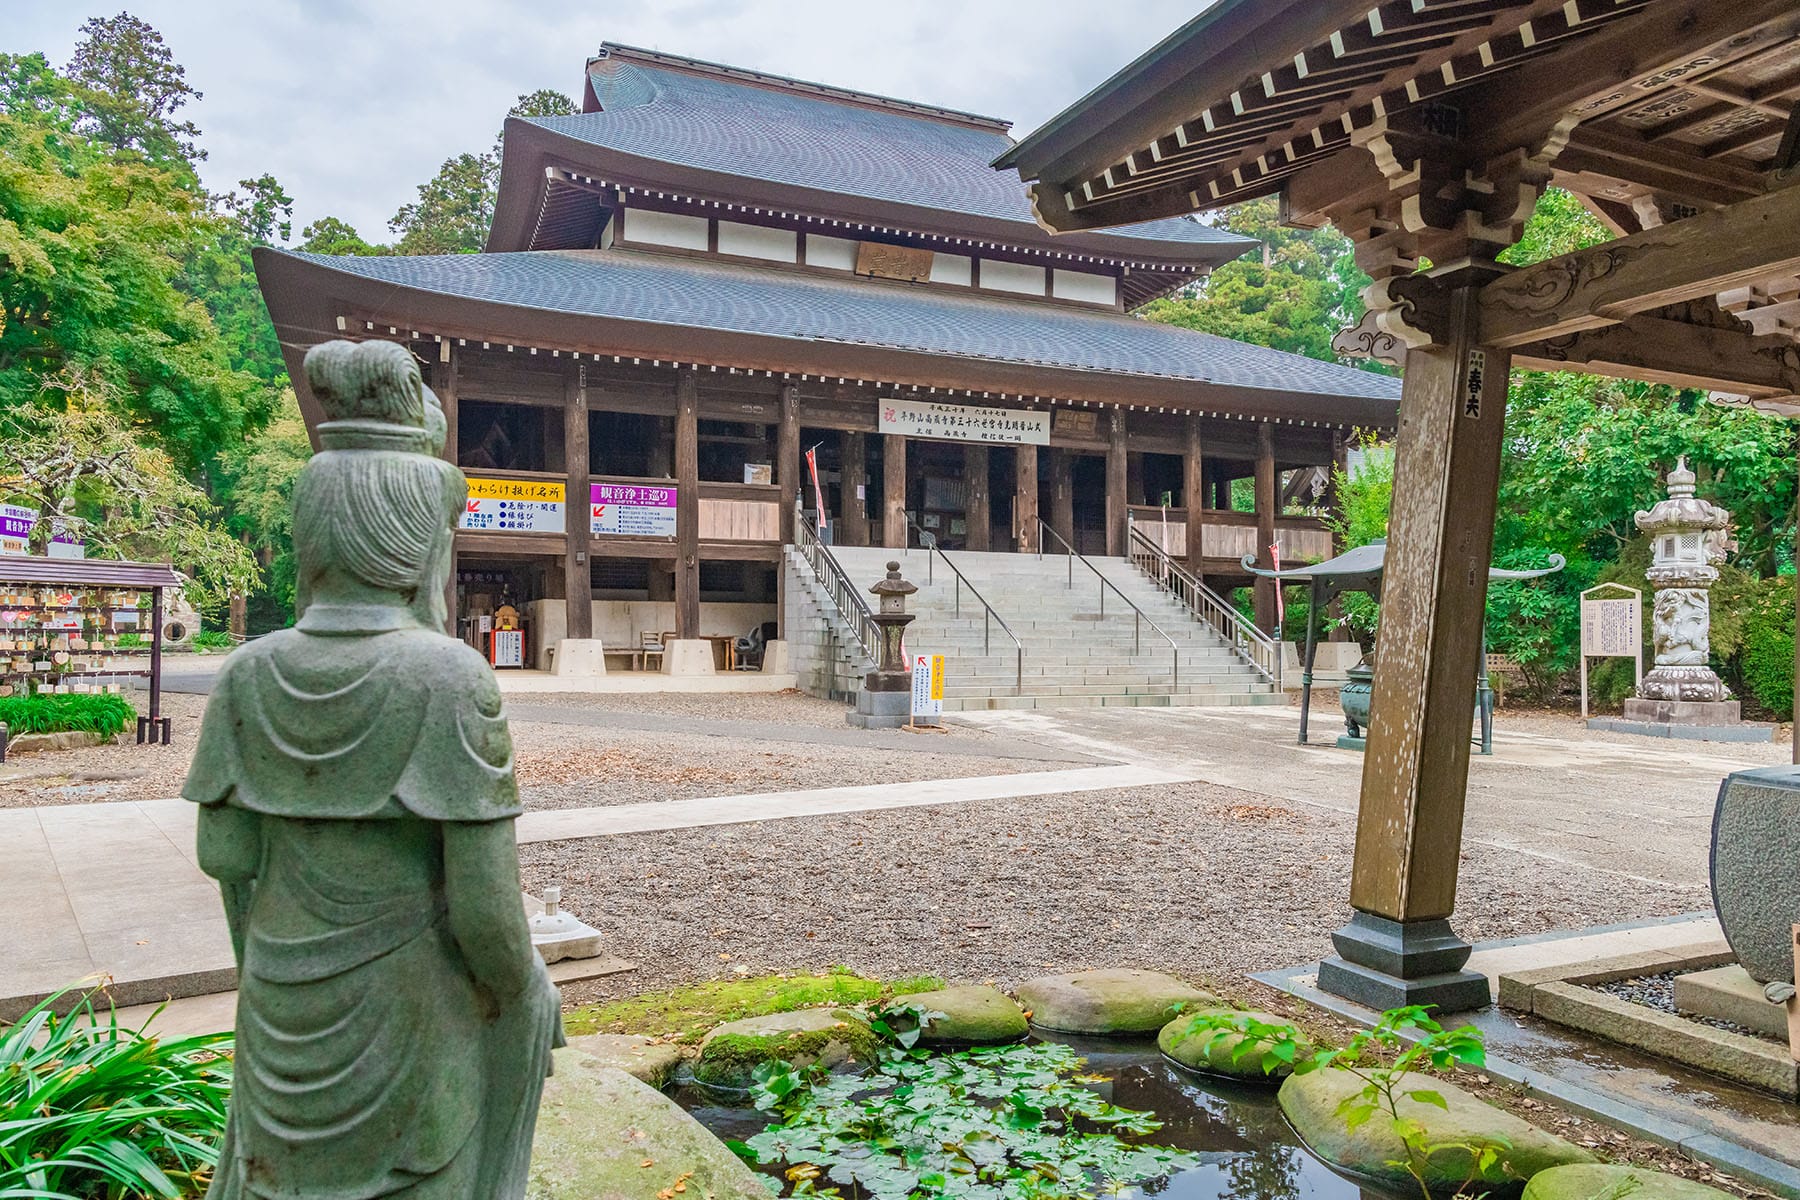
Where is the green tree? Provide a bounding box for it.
[217,390,313,617]
[63,12,203,169]
[0,388,257,606]
[1140,196,1376,366]
[297,215,388,256]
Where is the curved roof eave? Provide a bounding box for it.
[253,246,1398,440]
[487,119,1256,268]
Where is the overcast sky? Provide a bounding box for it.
[6,1,1207,240]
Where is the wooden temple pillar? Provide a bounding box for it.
[839,430,867,546]
[777,382,800,544]
[1014,444,1039,552]
[1105,409,1128,555]
[562,366,593,641]
[1252,421,1277,632]
[1318,277,1512,1015]
[674,369,701,640]
[882,434,907,548]
[1049,449,1075,549]
[1183,415,1205,573]
[964,444,991,551]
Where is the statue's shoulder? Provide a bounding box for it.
[379,631,505,708]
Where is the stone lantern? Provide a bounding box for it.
[1625,457,1738,726]
[848,561,920,729]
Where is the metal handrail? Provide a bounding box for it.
[903,511,1024,694]
[1127,523,1282,687]
[1035,518,1181,689]
[794,511,879,663]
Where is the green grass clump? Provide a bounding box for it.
[1,988,232,1198]
[0,692,136,738]
[563,969,944,1043]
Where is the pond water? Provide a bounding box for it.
[674,1030,1403,1200]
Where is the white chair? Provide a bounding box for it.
[636,630,666,672]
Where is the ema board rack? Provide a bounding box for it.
[0,585,153,697]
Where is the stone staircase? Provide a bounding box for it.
[820,546,1284,711]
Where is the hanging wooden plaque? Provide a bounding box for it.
[855,241,934,282]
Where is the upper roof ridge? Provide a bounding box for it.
[593,43,1013,133]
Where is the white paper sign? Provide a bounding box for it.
[1580,597,1640,658]
[911,653,945,717]
[879,398,1050,446]
[490,628,524,668]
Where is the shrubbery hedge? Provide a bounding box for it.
[0,693,137,739]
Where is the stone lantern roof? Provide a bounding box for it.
[1634,457,1731,540]
[868,561,917,602]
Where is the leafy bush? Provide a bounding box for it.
[0,693,136,738]
[191,630,233,651]
[740,1041,1197,1200]
[1739,577,1794,720]
[1,988,232,1198]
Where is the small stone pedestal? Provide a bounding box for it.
[1317,912,1491,1013]
[660,639,717,676]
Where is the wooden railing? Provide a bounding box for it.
[1128,505,1333,564]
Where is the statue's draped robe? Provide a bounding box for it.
[185,625,561,1199]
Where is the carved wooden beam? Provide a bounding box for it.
[1513,313,1800,400]
[1479,184,1800,348]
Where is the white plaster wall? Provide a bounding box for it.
[525,600,776,670]
[806,234,858,270]
[1052,268,1118,305]
[981,259,1045,295]
[623,208,708,251]
[718,221,798,262]
[929,253,972,286]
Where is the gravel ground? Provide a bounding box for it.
[510,724,1037,809]
[530,777,1706,1006]
[0,688,1044,810]
[1592,971,1782,1045]
[0,691,210,809]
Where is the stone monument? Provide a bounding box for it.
[185,339,563,1198]
[847,561,919,729]
[1604,458,1769,741]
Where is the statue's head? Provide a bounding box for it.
[293,340,465,629]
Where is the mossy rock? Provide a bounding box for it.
[890,984,1028,1046]
[527,1050,769,1200]
[1157,1008,1312,1080]
[564,1033,686,1089]
[1279,1067,1593,1196]
[694,1007,878,1088]
[1016,969,1212,1035]
[1523,1164,1735,1200]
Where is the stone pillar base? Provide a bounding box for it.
[847,674,930,729]
[760,639,791,675]
[1316,912,1490,1013]
[550,638,607,677]
[661,639,717,676]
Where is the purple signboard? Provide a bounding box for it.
[591,483,677,537]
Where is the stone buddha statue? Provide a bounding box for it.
[185,339,562,1198]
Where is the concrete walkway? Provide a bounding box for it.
[1,762,1189,1015]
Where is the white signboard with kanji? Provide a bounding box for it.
[1578,583,1642,719]
[911,653,945,718]
[880,398,1050,446]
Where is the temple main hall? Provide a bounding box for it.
[255,43,1399,682]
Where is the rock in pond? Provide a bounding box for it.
[564,1032,685,1089]
[889,984,1027,1045]
[1158,1008,1312,1079]
[527,1049,769,1200]
[1279,1067,1593,1194]
[1523,1164,1735,1200]
[694,1007,878,1088]
[1016,969,1212,1035]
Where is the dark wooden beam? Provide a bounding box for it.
[1514,313,1800,398]
[1015,444,1039,553]
[1253,421,1277,633]
[1184,415,1205,574]
[563,367,593,640]
[1105,409,1128,556]
[776,382,800,545]
[883,434,907,549]
[840,430,868,547]
[674,369,700,639]
[1050,449,1075,549]
[965,444,991,552]
[1480,183,1800,347]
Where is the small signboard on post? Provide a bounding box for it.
[1579,582,1642,718]
[910,653,944,724]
